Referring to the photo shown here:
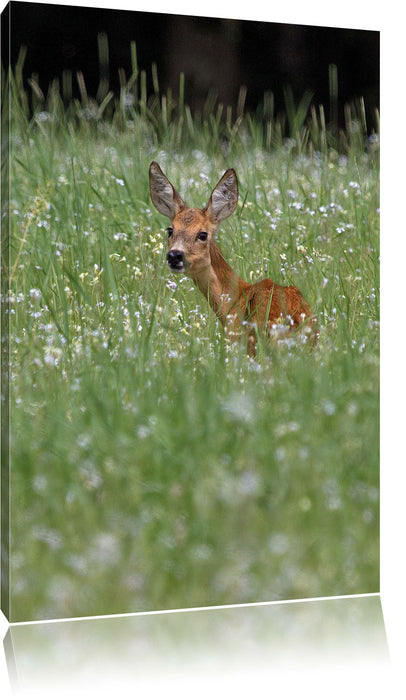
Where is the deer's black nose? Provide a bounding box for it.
[167,250,185,269]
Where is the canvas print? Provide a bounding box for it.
[1,1,380,622]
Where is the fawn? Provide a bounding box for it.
[149,161,317,355]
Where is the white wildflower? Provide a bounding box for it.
[29,288,41,302]
[322,399,336,416]
[222,392,255,424]
[268,533,289,555]
[44,346,63,367]
[137,425,151,439]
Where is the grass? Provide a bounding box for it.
[2,47,379,621]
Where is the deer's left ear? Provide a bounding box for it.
[206,168,238,223]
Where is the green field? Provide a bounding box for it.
[2,51,379,621]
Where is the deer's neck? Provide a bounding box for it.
[191,240,250,325]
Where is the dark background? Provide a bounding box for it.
[4,1,379,122]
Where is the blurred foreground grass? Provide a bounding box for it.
[2,47,379,620]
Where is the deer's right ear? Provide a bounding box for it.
[149,162,185,219]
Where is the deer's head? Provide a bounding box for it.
[149,161,238,277]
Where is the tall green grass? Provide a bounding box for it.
[2,45,379,621]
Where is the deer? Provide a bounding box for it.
[149,161,318,356]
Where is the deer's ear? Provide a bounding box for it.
[206,168,238,223]
[149,162,185,219]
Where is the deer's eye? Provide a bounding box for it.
[197,231,208,241]
[166,227,173,238]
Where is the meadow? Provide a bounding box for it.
[2,48,379,621]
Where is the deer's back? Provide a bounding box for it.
[246,278,314,329]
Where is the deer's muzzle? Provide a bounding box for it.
[167,250,186,271]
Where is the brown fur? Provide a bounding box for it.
[149,162,318,355]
